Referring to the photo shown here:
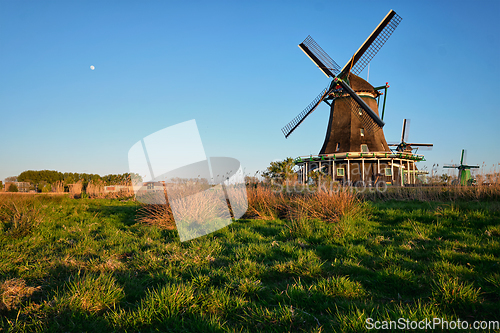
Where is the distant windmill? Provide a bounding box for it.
[388,119,433,153]
[443,149,479,185]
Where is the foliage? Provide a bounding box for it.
[41,184,51,193]
[4,176,17,182]
[7,184,18,192]
[0,181,2,191]
[16,170,133,189]
[262,158,296,184]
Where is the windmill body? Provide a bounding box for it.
[320,74,390,155]
[281,10,432,186]
[443,150,479,185]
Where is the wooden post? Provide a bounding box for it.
[362,158,365,183]
[400,159,404,186]
[407,160,410,184]
[347,159,351,184]
[391,159,394,184]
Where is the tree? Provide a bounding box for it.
[0,181,3,190]
[262,158,296,184]
[41,184,52,193]
[5,176,17,182]
[7,183,19,192]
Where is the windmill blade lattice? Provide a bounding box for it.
[299,36,341,78]
[341,10,402,77]
[282,86,330,138]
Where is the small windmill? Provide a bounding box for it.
[443,149,479,185]
[281,10,402,155]
[388,119,433,153]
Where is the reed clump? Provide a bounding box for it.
[69,180,83,198]
[138,184,364,230]
[360,183,500,202]
[0,194,43,238]
[86,180,133,199]
[137,202,176,230]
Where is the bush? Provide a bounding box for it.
[7,184,18,192]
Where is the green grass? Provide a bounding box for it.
[0,195,499,332]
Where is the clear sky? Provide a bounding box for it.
[1,0,499,181]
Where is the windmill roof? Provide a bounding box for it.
[349,74,379,95]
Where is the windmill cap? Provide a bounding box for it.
[349,74,381,96]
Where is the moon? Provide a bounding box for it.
[90,65,95,70]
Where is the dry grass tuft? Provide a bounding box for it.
[137,203,176,230]
[361,183,500,202]
[69,180,83,198]
[138,184,364,231]
[86,179,106,198]
[292,190,364,223]
[0,278,41,311]
[245,185,363,223]
[0,194,44,238]
[245,186,287,220]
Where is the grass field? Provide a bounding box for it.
[0,189,499,332]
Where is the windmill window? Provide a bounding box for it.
[360,128,365,137]
[361,144,369,153]
[385,168,392,176]
[335,143,340,152]
[337,168,345,176]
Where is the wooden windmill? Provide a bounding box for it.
[281,10,402,155]
[280,10,429,187]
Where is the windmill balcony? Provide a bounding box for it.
[293,151,427,187]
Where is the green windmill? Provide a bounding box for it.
[443,149,479,185]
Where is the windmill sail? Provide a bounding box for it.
[282,87,330,138]
[389,119,433,152]
[340,10,402,78]
[402,119,410,142]
[299,36,341,78]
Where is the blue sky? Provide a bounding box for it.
[1,0,499,181]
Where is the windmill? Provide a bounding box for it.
[388,119,434,153]
[281,10,402,155]
[443,149,479,185]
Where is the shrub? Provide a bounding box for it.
[7,184,18,193]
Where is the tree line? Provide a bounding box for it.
[14,170,133,190]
